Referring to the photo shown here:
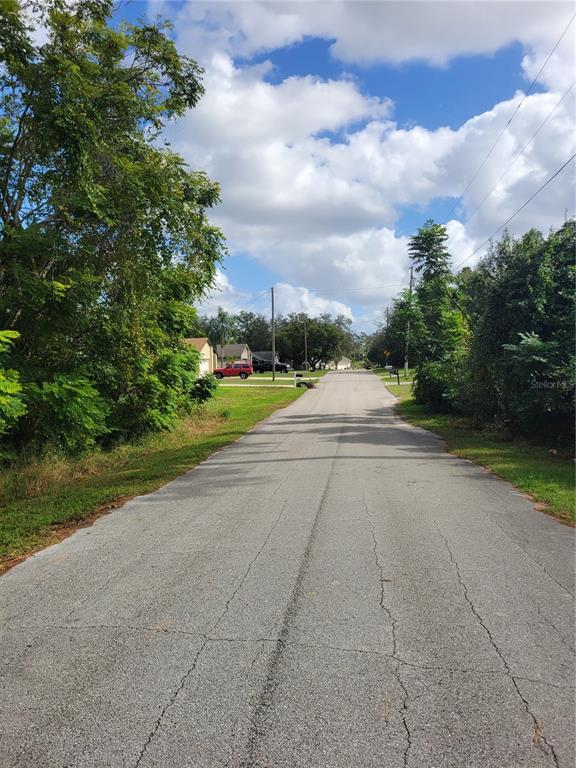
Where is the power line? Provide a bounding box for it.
[203,283,408,313]
[272,283,406,293]
[234,289,269,311]
[201,287,268,314]
[442,12,575,224]
[462,81,575,227]
[453,151,576,271]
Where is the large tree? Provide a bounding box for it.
[199,308,237,350]
[276,313,344,370]
[408,218,451,280]
[0,0,225,450]
[459,222,575,439]
[233,311,271,351]
[407,220,467,363]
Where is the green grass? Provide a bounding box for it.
[0,386,303,568]
[374,366,414,384]
[219,370,327,386]
[385,382,575,524]
[250,370,327,378]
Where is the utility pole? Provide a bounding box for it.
[271,286,276,382]
[304,316,308,371]
[386,307,389,330]
[404,266,414,379]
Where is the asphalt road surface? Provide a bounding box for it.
[1,371,574,768]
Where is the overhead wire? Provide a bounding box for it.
[452,151,576,270]
[272,284,406,293]
[205,18,576,309]
[441,12,575,225]
[461,80,575,228]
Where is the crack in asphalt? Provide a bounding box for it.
[238,426,344,768]
[132,479,293,767]
[362,490,412,765]
[223,641,268,768]
[396,662,413,768]
[537,607,576,655]
[134,640,207,767]
[21,624,573,695]
[362,490,398,657]
[64,549,149,622]
[488,516,573,599]
[435,523,560,768]
[209,498,289,636]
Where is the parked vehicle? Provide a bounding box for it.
[252,359,290,373]
[214,361,253,379]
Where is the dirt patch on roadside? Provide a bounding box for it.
[0,495,133,576]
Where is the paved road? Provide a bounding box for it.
[1,371,574,767]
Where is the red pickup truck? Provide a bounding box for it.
[214,362,253,379]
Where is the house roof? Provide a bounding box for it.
[184,337,211,352]
[215,343,251,356]
[252,350,275,362]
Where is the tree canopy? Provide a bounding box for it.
[368,219,575,443]
[198,309,366,370]
[0,0,225,455]
[408,218,451,280]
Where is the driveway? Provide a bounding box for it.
[0,371,574,767]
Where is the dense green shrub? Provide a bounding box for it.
[460,223,575,441]
[0,332,26,441]
[191,374,218,405]
[376,220,574,443]
[499,333,574,440]
[99,345,201,438]
[413,350,466,412]
[18,376,109,454]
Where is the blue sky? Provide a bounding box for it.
[251,38,533,131]
[120,2,575,328]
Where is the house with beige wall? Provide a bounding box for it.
[184,337,217,375]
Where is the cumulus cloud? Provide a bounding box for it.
[196,269,253,315]
[169,54,574,292]
[155,1,575,325]
[197,270,355,321]
[274,284,354,319]
[164,0,574,76]
[441,88,576,230]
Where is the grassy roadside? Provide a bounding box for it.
[243,370,327,384]
[374,366,415,381]
[385,382,575,524]
[0,386,304,571]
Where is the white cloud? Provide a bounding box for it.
[158,1,575,327]
[445,220,480,267]
[445,89,576,238]
[196,269,253,315]
[170,54,574,294]
[165,1,574,78]
[274,283,354,319]
[197,271,355,321]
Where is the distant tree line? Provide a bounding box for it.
[198,310,368,370]
[0,2,225,459]
[367,219,575,443]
